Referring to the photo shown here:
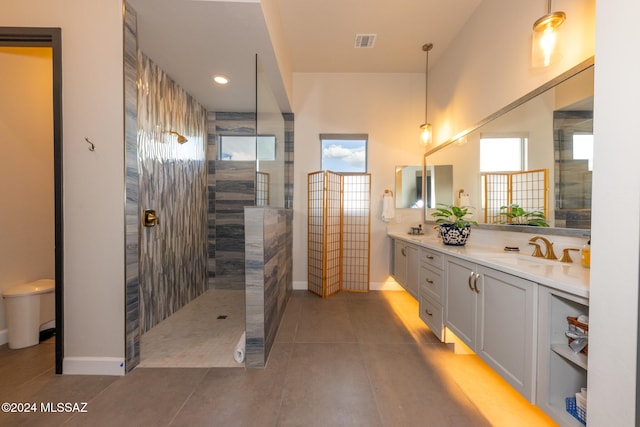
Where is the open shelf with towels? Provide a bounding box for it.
[537,286,589,427]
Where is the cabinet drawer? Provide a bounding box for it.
[420,292,444,341]
[420,264,443,303]
[421,248,444,269]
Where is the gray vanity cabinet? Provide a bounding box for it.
[392,240,419,298]
[445,255,537,402]
[418,247,445,340]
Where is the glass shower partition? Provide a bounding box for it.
[255,58,285,207]
[243,56,293,367]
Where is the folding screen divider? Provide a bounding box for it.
[307,171,371,298]
[484,168,548,224]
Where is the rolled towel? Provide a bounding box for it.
[234,331,246,364]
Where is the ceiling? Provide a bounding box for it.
[129,0,482,113]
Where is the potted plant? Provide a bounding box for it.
[431,203,477,246]
[499,203,549,227]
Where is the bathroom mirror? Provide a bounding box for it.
[425,57,594,237]
[394,165,423,208]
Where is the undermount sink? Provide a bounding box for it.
[484,253,561,267]
[408,235,439,244]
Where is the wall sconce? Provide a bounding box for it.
[532,0,566,67]
[165,130,188,144]
[420,43,434,145]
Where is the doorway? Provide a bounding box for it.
[0,27,63,374]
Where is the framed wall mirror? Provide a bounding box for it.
[424,57,594,237]
[395,165,423,208]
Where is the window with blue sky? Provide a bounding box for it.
[320,134,368,172]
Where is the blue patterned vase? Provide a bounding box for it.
[438,224,471,246]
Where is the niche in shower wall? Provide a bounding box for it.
[137,51,208,333]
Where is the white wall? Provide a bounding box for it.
[1,2,126,373]
[0,47,54,333]
[589,0,640,424]
[429,0,596,147]
[292,72,425,287]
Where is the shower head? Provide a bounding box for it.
[166,130,188,144]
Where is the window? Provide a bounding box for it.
[480,136,527,172]
[572,132,594,171]
[320,134,368,173]
[479,135,528,213]
[219,135,276,161]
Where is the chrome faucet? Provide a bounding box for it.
[529,236,558,260]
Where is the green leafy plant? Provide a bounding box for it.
[499,203,549,227]
[431,203,478,229]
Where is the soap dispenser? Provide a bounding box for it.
[581,240,591,268]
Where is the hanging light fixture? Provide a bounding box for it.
[420,43,434,145]
[532,0,566,67]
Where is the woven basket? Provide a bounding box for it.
[567,316,588,356]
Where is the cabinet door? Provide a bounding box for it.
[393,240,407,286]
[476,265,536,402]
[445,257,478,349]
[405,245,419,298]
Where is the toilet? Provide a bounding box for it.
[3,279,55,349]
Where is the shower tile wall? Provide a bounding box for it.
[138,51,208,333]
[123,3,139,373]
[206,112,294,290]
[283,113,294,209]
[207,112,257,290]
[245,207,293,368]
[553,110,593,229]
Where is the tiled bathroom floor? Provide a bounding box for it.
[0,290,557,426]
[139,289,245,368]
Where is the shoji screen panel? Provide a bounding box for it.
[324,171,342,297]
[307,171,325,296]
[341,174,371,292]
[307,171,371,297]
[484,173,509,224]
[484,169,548,224]
[511,169,548,217]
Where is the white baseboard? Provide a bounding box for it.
[293,281,307,290]
[63,357,125,376]
[0,329,7,346]
[293,281,404,291]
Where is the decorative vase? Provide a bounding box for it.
[438,224,471,246]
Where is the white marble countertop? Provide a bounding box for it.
[388,231,590,299]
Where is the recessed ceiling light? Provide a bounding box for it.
[213,75,229,85]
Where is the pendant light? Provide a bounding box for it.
[532,0,565,67]
[420,43,433,145]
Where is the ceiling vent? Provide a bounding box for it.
[354,34,376,48]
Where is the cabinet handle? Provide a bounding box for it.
[425,278,434,284]
[401,248,406,256]
[425,255,434,260]
[425,309,433,316]
[468,271,475,291]
[473,273,480,294]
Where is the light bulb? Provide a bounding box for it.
[539,28,557,67]
[420,123,432,145]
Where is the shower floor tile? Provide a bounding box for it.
[138,289,245,368]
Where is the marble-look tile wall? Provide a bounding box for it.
[244,207,293,368]
[123,3,139,373]
[283,113,294,209]
[553,110,593,229]
[207,112,294,290]
[207,112,256,290]
[137,51,208,333]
